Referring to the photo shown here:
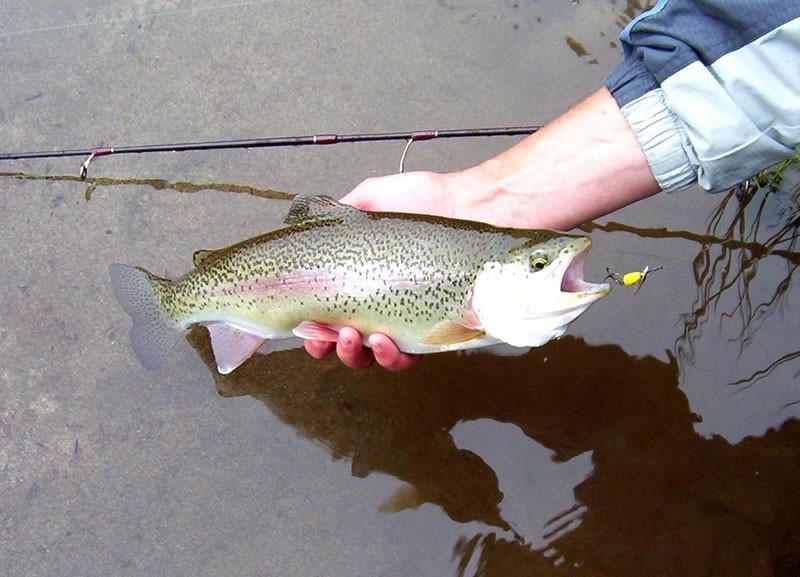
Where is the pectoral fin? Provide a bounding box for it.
[206,323,267,374]
[420,321,485,346]
[292,320,341,342]
[378,484,425,513]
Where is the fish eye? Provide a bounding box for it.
[530,255,548,271]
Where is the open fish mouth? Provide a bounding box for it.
[560,249,610,295]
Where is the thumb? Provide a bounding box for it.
[340,176,386,210]
[342,171,444,213]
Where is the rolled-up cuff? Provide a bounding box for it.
[619,89,698,193]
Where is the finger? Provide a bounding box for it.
[368,333,421,372]
[340,177,385,210]
[304,339,335,360]
[336,327,374,369]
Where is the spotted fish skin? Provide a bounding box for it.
[109,195,609,373]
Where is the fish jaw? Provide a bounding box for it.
[470,239,609,347]
[558,247,611,308]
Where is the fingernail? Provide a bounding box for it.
[341,337,352,349]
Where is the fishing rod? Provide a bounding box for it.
[0,126,541,180]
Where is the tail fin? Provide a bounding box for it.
[109,263,180,370]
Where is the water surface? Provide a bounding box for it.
[1,1,798,576]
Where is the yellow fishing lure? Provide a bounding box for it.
[605,265,663,291]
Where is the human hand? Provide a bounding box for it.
[341,170,458,216]
[302,171,459,371]
[303,327,421,371]
[302,170,461,371]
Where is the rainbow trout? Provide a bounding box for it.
[109,195,610,374]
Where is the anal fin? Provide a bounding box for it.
[206,323,267,374]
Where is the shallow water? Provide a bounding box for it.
[2,1,799,576]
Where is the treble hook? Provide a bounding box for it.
[605,264,664,293]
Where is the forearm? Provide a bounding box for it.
[454,87,660,230]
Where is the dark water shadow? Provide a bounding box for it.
[187,329,800,576]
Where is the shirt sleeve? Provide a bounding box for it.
[605,0,800,193]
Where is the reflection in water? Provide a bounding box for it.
[582,168,800,414]
[187,329,800,576]
[675,170,799,390]
[0,170,294,201]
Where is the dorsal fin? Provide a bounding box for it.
[192,249,217,267]
[284,195,359,225]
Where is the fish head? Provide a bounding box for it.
[471,232,610,347]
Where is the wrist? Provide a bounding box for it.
[439,163,505,225]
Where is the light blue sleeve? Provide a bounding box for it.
[605,0,800,193]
